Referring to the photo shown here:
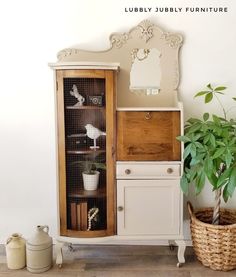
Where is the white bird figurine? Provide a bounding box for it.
[85,124,106,149]
[70,84,85,106]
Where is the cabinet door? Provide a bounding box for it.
[56,69,116,237]
[117,179,180,235]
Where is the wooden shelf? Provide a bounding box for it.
[66,106,104,110]
[68,187,106,198]
[67,148,106,155]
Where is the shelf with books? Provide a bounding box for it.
[70,198,107,232]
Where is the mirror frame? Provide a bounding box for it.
[56,20,183,107]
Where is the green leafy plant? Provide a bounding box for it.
[71,154,106,175]
[82,160,106,175]
[177,84,236,225]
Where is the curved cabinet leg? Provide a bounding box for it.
[175,240,186,267]
[55,241,64,268]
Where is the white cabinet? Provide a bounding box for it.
[115,108,186,267]
[117,179,181,236]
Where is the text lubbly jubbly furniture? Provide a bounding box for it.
[49,19,185,267]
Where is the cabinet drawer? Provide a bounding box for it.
[116,162,181,179]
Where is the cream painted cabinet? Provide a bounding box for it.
[117,179,180,236]
[116,109,186,267]
[49,20,186,268]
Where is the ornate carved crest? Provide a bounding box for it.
[53,20,183,102]
[161,32,183,49]
[136,20,154,42]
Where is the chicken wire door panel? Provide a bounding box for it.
[56,69,116,238]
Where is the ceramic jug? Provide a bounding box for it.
[6,233,26,269]
[26,225,53,273]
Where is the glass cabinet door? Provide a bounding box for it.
[56,69,116,237]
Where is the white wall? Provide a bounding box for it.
[0,0,236,243]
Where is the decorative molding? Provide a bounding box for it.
[173,61,180,88]
[52,20,184,106]
[131,48,150,63]
[136,20,154,43]
[57,48,79,61]
[161,32,183,49]
[110,33,129,48]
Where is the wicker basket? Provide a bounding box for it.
[187,201,236,271]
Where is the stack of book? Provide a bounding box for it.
[70,202,88,231]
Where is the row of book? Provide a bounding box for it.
[70,202,87,231]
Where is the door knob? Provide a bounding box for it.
[167,168,174,174]
[117,206,124,212]
[125,169,131,175]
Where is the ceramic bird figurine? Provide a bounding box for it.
[70,84,85,106]
[85,124,106,149]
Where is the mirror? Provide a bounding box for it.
[130,48,162,95]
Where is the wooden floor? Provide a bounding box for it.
[0,244,235,276]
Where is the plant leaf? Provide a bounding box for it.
[207,83,213,90]
[195,91,210,97]
[203,134,210,144]
[232,97,236,101]
[212,114,220,124]
[203,113,209,121]
[216,167,231,187]
[212,147,225,159]
[207,172,218,188]
[215,86,227,91]
[195,170,205,194]
[183,144,192,160]
[205,92,213,103]
[204,157,213,174]
[190,143,197,157]
[209,134,216,147]
[223,184,230,202]
[188,122,202,133]
[180,175,189,194]
[216,141,225,147]
[176,135,191,143]
[227,167,236,198]
[225,151,233,168]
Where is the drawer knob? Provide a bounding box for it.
[145,112,152,120]
[117,206,124,212]
[167,168,174,174]
[125,169,131,175]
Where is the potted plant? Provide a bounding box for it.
[82,160,106,191]
[177,84,236,271]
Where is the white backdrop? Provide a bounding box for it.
[0,0,236,243]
